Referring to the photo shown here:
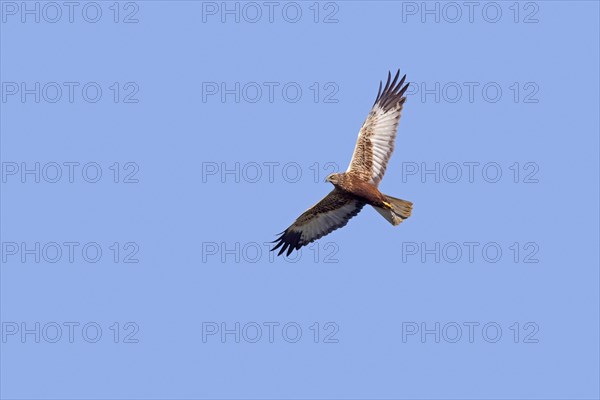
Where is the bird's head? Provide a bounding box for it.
[325,173,342,184]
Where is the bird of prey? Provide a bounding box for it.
[272,69,413,256]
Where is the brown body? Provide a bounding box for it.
[325,170,412,227]
[329,172,388,208]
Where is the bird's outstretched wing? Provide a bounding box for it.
[346,69,410,185]
[272,189,365,256]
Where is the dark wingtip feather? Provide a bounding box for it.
[373,80,383,106]
[390,69,400,90]
[374,69,409,112]
[270,231,286,244]
[382,71,392,95]
[271,238,284,251]
[270,229,303,257]
[278,243,288,256]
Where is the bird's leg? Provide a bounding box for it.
[382,201,394,210]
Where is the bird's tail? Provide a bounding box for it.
[373,195,413,226]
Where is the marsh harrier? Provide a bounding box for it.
[272,70,413,256]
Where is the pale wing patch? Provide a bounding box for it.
[347,70,409,185]
[272,190,365,256]
[298,201,361,243]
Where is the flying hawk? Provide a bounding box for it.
[272,69,413,256]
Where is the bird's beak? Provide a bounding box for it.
[324,177,329,183]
